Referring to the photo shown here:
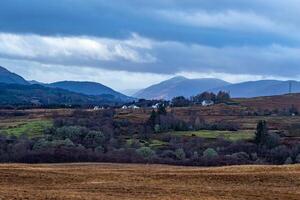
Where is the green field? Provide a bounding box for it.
[170,130,255,141]
[0,120,52,137]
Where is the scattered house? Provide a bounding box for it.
[152,103,160,109]
[93,106,104,110]
[201,100,214,107]
[121,105,128,109]
[128,105,140,109]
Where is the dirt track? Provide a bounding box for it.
[0,163,299,200]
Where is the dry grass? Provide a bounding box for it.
[0,163,299,200]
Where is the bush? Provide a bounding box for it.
[95,146,104,154]
[269,145,290,164]
[264,133,280,149]
[136,147,155,159]
[203,148,218,159]
[295,154,300,163]
[83,131,105,148]
[231,152,250,161]
[284,157,293,165]
[154,124,161,133]
[175,148,186,160]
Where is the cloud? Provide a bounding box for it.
[1,0,300,46]
[0,32,300,79]
[157,10,299,39]
[0,33,156,65]
[0,58,170,91]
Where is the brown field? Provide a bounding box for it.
[0,163,299,200]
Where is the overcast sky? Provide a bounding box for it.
[0,0,300,91]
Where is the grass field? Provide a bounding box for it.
[0,120,52,137]
[170,130,255,141]
[0,163,299,200]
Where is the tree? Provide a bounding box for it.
[148,109,157,127]
[136,147,155,159]
[255,120,268,145]
[192,92,216,104]
[157,103,167,115]
[175,148,186,160]
[171,96,190,107]
[216,91,230,103]
[203,148,218,159]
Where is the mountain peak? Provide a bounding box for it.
[0,66,9,73]
[0,66,29,85]
[170,76,188,81]
[134,76,229,100]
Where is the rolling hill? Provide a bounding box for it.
[0,66,29,85]
[211,80,300,98]
[0,66,133,102]
[48,81,133,102]
[0,83,127,106]
[135,76,300,100]
[134,76,230,100]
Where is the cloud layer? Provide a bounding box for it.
[0,33,300,78]
[0,0,300,88]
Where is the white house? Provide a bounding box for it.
[93,106,100,110]
[128,105,140,109]
[201,100,214,107]
[152,103,159,109]
[121,105,128,109]
[93,106,104,110]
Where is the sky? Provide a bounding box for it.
[0,0,300,92]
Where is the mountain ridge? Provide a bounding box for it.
[134,76,230,100]
[0,66,29,85]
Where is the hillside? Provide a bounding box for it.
[48,81,133,102]
[236,93,300,110]
[211,80,300,98]
[134,76,230,100]
[0,83,125,106]
[0,66,29,85]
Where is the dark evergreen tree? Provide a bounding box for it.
[157,103,167,115]
[255,120,268,145]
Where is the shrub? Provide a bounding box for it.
[175,148,186,160]
[95,146,104,154]
[231,152,250,161]
[136,147,155,159]
[83,131,105,148]
[203,148,218,159]
[284,157,293,165]
[154,124,161,133]
[269,145,290,164]
[264,133,280,149]
[295,154,300,163]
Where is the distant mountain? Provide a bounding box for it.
[0,83,125,106]
[28,80,44,85]
[48,81,133,102]
[211,80,300,98]
[134,76,230,100]
[0,66,29,85]
[121,89,141,96]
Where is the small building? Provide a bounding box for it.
[93,106,104,110]
[128,105,140,109]
[152,103,159,109]
[201,100,214,107]
[121,105,128,109]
